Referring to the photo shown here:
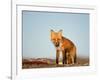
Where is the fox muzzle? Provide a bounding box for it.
[54,42,60,47]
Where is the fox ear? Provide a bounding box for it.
[59,29,63,33]
[51,29,54,32]
[58,29,62,37]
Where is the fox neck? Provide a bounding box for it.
[56,42,62,51]
[55,36,65,51]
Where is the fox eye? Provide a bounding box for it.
[58,38,61,40]
[52,39,55,40]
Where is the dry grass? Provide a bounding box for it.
[22,57,89,69]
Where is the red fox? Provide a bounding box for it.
[50,29,77,65]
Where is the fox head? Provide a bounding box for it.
[50,29,62,47]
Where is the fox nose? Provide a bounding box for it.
[55,42,59,47]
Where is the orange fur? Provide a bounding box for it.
[51,30,77,65]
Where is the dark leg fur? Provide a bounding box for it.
[56,50,59,64]
[62,50,66,64]
[74,54,77,63]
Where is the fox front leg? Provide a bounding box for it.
[62,50,66,64]
[56,50,60,64]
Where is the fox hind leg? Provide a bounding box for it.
[74,53,77,63]
[69,47,77,64]
[70,55,74,64]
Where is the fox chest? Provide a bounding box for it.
[56,42,72,51]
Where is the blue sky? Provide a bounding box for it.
[22,11,89,58]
